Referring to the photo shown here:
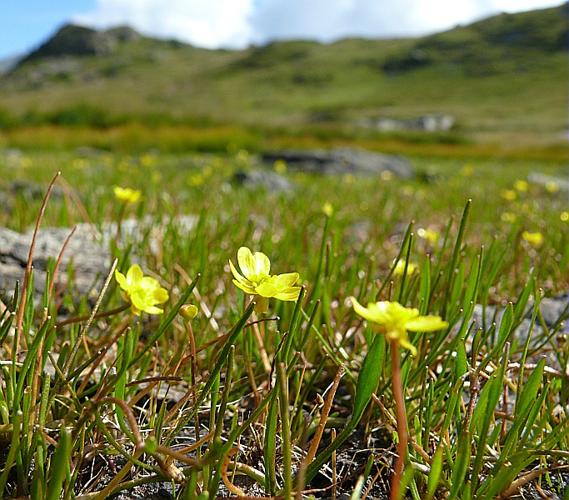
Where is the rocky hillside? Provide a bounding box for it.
[0,3,566,140]
[19,24,142,63]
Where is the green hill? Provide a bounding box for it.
[0,2,567,145]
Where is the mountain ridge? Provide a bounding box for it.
[0,2,567,143]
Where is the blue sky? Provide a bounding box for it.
[0,0,562,58]
[1,1,93,58]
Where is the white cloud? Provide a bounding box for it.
[250,0,560,43]
[75,0,561,48]
[75,0,255,48]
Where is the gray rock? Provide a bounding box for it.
[0,215,198,303]
[233,169,295,192]
[19,24,142,65]
[471,292,569,349]
[0,225,110,302]
[9,180,64,200]
[75,146,107,157]
[261,148,413,178]
[538,294,569,333]
[528,172,569,193]
[372,114,455,132]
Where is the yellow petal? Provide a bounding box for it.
[229,259,249,285]
[126,264,143,285]
[271,272,299,288]
[144,305,164,315]
[232,279,256,295]
[397,335,418,356]
[255,280,279,298]
[273,289,301,301]
[253,251,271,276]
[130,289,150,312]
[350,296,383,324]
[115,270,127,290]
[237,247,257,278]
[152,287,169,304]
[405,315,448,332]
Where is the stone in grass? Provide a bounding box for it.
[0,215,198,304]
[0,225,109,303]
[528,172,569,193]
[261,147,414,178]
[232,169,295,192]
[470,293,569,370]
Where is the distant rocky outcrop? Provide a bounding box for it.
[369,114,456,132]
[383,2,568,75]
[233,170,295,192]
[19,24,142,65]
[261,148,414,178]
[528,172,569,193]
[0,56,20,75]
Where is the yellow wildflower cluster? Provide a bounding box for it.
[112,244,447,360]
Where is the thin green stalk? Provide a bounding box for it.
[277,362,292,498]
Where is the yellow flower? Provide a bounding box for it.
[514,180,528,192]
[501,189,517,201]
[380,170,393,181]
[274,159,287,174]
[393,259,417,276]
[460,165,474,176]
[115,264,169,315]
[561,211,569,222]
[322,202,334,217]
[522,231,543,248]
[546,181,559,193]
[188,174,204,187]
[230,247,301,312]
[350,298,448,355]
[114,186,141,204]
[501,212,517,223]
[417,227,439,245]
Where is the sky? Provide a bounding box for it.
[0,0,563,58]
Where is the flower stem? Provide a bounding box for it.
[390,344,408,500]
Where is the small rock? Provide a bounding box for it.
[0,215,198,304]
[528,172,569,193]
[371,114,455,132]
[233,169,295,192]
[0,225,110,302]
[9,180,64,200]
[261,148,413,178]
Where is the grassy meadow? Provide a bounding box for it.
[0,3,567,498]
[0,148,568,498]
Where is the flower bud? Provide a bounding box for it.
[180,304,198,321]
